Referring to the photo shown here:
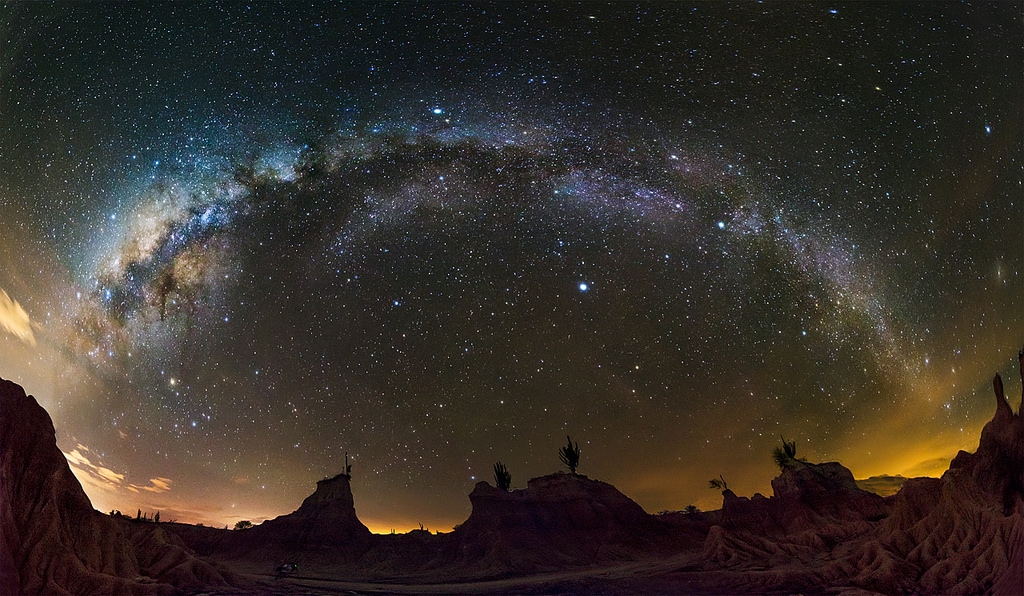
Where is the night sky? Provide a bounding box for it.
[1,2,1020,532]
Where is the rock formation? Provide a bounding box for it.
[450,472,675,576]
[252,471,371,545]
[694,348,1024,594]
[0,378,230,595]
[700,460,889,579]
[1,378,151,595]
[2,347,1023,594]
[860,350,1024,595]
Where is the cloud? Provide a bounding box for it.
[63,444,172,495]
[0,288,37,346]
[64,446,125,489]
[139,477,173,493]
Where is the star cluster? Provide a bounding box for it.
[0,2,1020,531]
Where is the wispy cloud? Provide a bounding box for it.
[62,444,266,528]
[63,444,173,494]
[0,288,37,346]
[135,477,173,494]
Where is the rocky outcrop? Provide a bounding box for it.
[450,472,672,575]
[695,348,1024,594]
[252,472,371,545]
[1,378,153,595]
[701,461,888,575]
[4,347,1023,594]
[771,460,889,528]
[463,472,655,536]
[0,378,231,595]
[708,459,888,542]
[858,350,1024,595]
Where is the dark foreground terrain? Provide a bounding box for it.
[2,351,1023,594]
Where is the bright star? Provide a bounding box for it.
[579,282,589,292]
[432,108,443,115]
[717,221,725,229]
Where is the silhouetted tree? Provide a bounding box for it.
[234,520,253,530]
[344,452,352,477]
[684,504,701,515]
[708,475,729,491]
[136,508,142,520]
[154,511,160,523]
[772,435,806,470]
[493,461,512,491]
[559,435,581,474]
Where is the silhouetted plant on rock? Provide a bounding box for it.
[683,504,701,515]
[772,435,807,471]
[234,520,253,530]
[559,435,581,474]
[344,452,352,477]
[708,475,728,491]
[493,461,512,491]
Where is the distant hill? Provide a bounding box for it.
[855,474,910,497]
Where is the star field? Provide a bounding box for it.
[0,2,1020,531]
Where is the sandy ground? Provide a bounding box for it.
[206,553,714,595]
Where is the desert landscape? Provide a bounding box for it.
[2,348,1022,595]
[3,3,1021,594]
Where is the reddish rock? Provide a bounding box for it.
[866,350,1024,594]
[0,377,231,595]
[771,460,889,528]
[0,378,153,595]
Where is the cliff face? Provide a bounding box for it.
[0,378,231,595]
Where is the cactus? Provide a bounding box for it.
[493,461,512,491]
[559,435,581,474]
[772,435,806,470]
